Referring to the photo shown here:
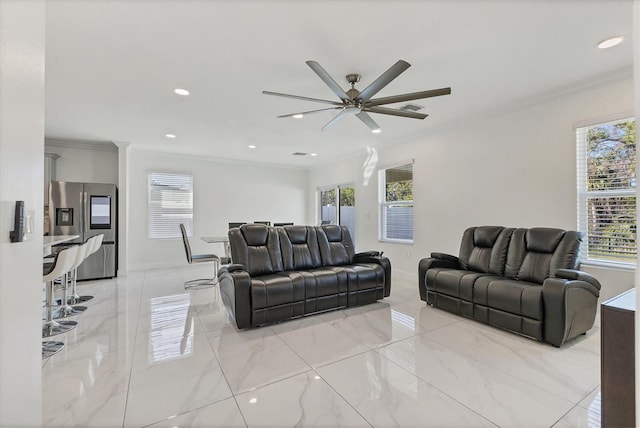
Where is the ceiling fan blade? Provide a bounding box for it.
[262,90,343,106]
[305,61,350,101]
[321,109,349,132]
[356,60,411,103]
[365,87,452,107]
[355,111,381,131]
[277,107,341,118]
[364,106,428,119]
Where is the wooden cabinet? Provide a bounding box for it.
[601,288,635,428]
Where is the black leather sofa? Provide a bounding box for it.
[418,226,601,347]
[218,224,391,329]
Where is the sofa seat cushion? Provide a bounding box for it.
[277,269,343,298]
[250,274,305,309]
[485,278,543,321]
[330,263,385,291]
[426,268,491,301]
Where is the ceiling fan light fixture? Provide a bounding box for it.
[292,114,304,119]
[165,134,176,138]
[371,128,382,134]
[597,36,624,49]
[248,145,256,149]
[310,153,318,156]
[173,88,190,96]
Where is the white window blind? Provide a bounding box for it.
[148,172,193,239]
[576,118,636,265]
[379,163,413,242]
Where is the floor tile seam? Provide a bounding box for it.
[139,396,242,428]
[450,318,601,364]
[576,385,600,410]
[312,369,375,428]
[370,343,501,427]
[200,328,234,395]
[416,329,595,405]
[43,348,134,368]
[121,280,147,428]
[549,402,589,427]
[229,367,315,397]
[269,319,373,367]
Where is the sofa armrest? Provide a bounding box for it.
[218,266,252,329]
[555,268,601,290]
[542,275,601,347]
[418,254,461,301]
[355,250,383,258]
[219,263,245,273]
[430,252,460,264]
[354,252,392,297]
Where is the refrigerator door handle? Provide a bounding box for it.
[84,191,89,234]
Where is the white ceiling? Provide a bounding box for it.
[45,0,634,167]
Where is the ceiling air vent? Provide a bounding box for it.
[291,152,308,156]
[399,103,424,112]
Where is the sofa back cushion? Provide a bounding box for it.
[229,224,283,276]
[459,226,513,275]
[505,228,582,283]
[316,225,355,266]
[279,226,323,270]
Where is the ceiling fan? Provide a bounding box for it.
[263,60,451,132]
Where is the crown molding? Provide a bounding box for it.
[45,138,118,152]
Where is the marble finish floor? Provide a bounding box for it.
[42,265,601,427]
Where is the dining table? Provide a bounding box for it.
[43,234,79,256]
[200,235,231,260]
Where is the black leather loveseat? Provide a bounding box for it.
[419,226,601,347]
[218,224,391,329]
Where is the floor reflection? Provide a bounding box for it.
[148,293,194,363]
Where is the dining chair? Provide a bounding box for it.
[228,222,246,229]
[180,223,220,288]
[254,221,271,226]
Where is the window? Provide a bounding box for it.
[379,163,413,243]
[319,184,356,241]
[577,118,636,265]
[148,172,193,239]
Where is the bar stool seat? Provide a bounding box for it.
[53,241,89,319]
[66,234,103,305]
[42,245,79,357]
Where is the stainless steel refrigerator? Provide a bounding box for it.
[48,181,118,280]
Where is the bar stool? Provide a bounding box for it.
[53,241,89,319]
[66,234,103,305]
[42,245,79,357]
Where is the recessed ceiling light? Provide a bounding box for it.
[310,153,318,156]
[173,88,190,96]
[165,134,176,138]
[597,36,624,49]
[371,129,382,134]
[292,114,304,119]
[248,145,256,149]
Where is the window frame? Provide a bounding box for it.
[378,162,414,244]
[576,116,636,269]
[147,171,194,240]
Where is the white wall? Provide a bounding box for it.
[0,1,44,425]
[308,73,635,300]
[44,140,118,184]
[128,151,308,270]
